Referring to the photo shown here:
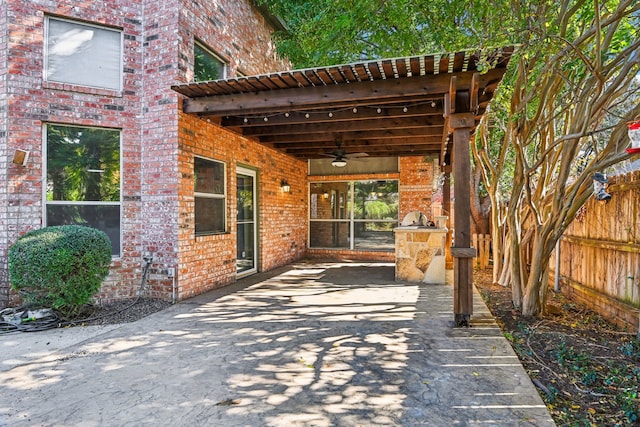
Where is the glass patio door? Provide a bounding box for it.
[236,167,257,277]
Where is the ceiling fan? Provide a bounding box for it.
[324,142,368,167]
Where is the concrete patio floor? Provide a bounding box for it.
[0,261,555,426]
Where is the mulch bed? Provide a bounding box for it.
[1,298,172,333]
[71,298,173,326]
[474,268,640,426]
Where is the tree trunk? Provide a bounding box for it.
[506,215,523,309]
[490,198,503,284]
[470,164,490,235]
[521,224,556,316]
[497,235,511,287]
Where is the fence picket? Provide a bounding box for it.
[472,233,490,269]
[556,171,640,331]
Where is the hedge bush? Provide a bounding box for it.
[8,225,112,316]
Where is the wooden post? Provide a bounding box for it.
[444,76,478,327]
[451,119,474,327]
[442,168,453,269]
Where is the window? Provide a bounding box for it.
[45,124,121,256]
[45,17,123,91]
[194,42,226,81]
[194,157,226,235]
[309,180,398,251]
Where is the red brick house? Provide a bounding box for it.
[1,0,513,313]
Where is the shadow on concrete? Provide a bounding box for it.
[0,261,554,426]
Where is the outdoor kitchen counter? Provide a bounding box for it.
[394,226,447,284]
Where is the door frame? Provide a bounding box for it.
[236,166,258,278]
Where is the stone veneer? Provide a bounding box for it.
[394,227,447,284]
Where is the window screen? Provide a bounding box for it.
[194,157,226,235]
[45,17,122,91]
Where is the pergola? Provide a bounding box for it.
[172,46,515,326]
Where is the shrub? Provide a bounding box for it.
[8,225,112,316]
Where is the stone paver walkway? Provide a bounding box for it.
[0,261,555,426]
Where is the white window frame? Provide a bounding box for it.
[42,123,123,257]
[194,156,227,235]
[308,180,399,251]
[44,16,123,91]
[193,40,227,82]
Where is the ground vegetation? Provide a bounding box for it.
[475,268,640,426]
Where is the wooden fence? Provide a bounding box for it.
[473,233,491,269]
[551,171,640,331]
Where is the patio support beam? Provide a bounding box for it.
[448,78,477,327]
[451,123,475,327]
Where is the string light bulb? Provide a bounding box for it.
[403,106,408,113]
[328,112,333,117]
[263,117,268,122]
[305,113,310,118]
[431,101,436,107]
[377,108,382,114]
[243,118,248,123]
[352,107,358,113]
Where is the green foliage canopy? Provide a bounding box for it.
[262,0,519,67]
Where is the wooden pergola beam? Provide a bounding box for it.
[285,143,442,157]
[183,68,506,116]
[221,103,441,127]
[261,130,444,144]
[242,116,444,137]
[272,136,442,149]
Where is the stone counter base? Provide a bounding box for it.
[394,228,447,284]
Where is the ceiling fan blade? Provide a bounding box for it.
[344,152,368,159]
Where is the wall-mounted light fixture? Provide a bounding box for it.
[12,149,29,166]
[281,179,291,193]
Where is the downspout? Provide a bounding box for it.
[169,267,176,304]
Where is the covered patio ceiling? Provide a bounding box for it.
[171,46,515,162]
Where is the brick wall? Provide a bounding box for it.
[176,111,307,300]
[141,0,295,300]
[0,0,294,305]
[399,157,435,221]
[177,0,286,81]
[0,4,8,305]
[137,0,181,300]
[3,1,147,304]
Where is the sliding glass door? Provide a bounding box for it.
[236,167,257,277]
